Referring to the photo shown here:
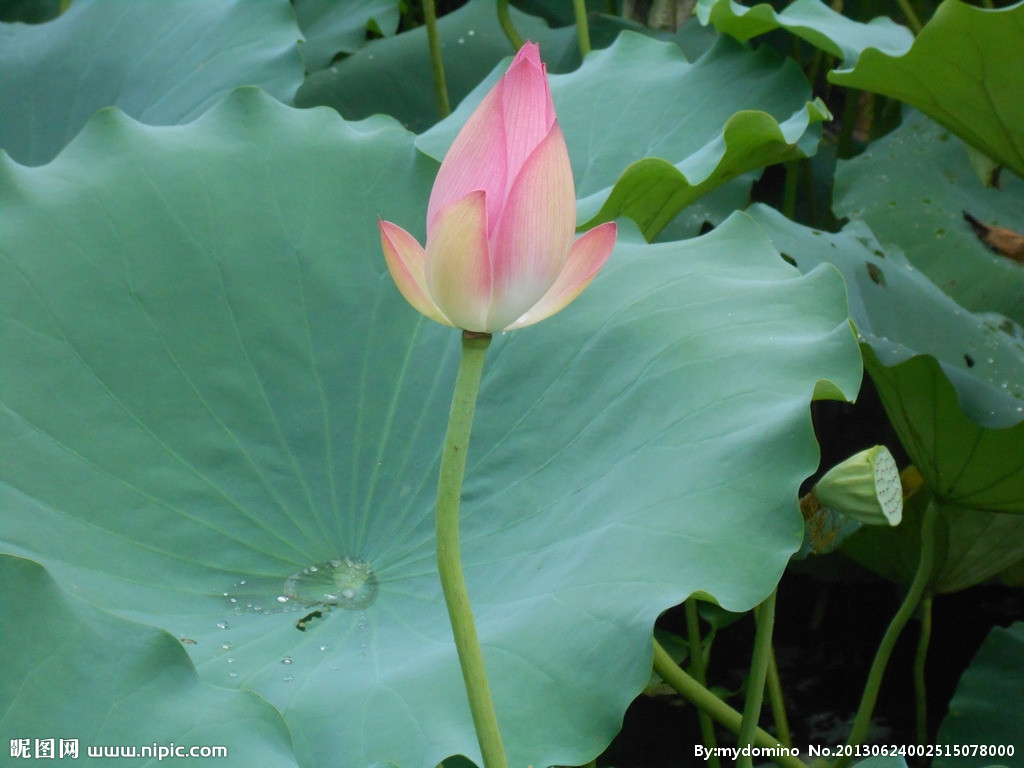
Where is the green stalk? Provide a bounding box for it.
[423,0,451,118]
[738,589,778,768]
[766,645,792,747]
[806,48,825,91]
[497,0,524,51]
[652,639,805,768]
[837,88,860,159]
[914,593,933,745]
[837,500,939,768]
[782,161,800,221]
[896,0,923,34]
[685,599,721,768]
[573,0,592,58]
[436,332,506,768]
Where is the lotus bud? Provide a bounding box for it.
[379,42,617,333]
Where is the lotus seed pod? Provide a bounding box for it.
[812,445,903,527]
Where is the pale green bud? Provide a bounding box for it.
[812,445,903,527]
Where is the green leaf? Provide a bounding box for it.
[863,349,1024,515]
[294,0,400,71]
[418,32,828,240]
[747,204,1024,430]
[830,0,1024,179]
[583,103,829,239]
[0,554,298,766]
[747,205,1024,524]
[294,0,576,132]
[835,109,1024,325]
[0,0,304,166]
[0,89,860,768]
[936,622,1024,767]
[695,0,913,66]
[843,480,1024,592]
[653,174,761,241]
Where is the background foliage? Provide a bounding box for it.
[1,0,1021,766]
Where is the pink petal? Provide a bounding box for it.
[425,190,494,332]
[379,219,453,327]
[427,42,556,237]
[427,79,508,235]
[499,42,557,194]
[505,221,617,330]
[487,122,575,331]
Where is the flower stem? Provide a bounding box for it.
[766,645,792,747]
[652,639,805,768]
[837,499,939,768]
[685,599,720,768]
[738,588,778,768]
[422,0,451,118]
[497,0,524,50]
[436,331,506,768]
[914,592,933,745]
[573,0,592,57]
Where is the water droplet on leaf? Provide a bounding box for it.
[283,557,379,610]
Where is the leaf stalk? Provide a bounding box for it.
[423,0,451,118]
[738,587,778,768]
[573,0,592,58]
[653,638,805,768]
[836,499,938,768]
[497,0,524,51]
[685,599,721,768]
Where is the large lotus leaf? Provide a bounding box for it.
[936,622,1024,768]
[294,0,576,133]
[0,89,860,768]
[294,0,400,72]
[747,205,1024,427]
[830,0,1024,180]
[0,554,298,766]
[863,349,1024,514]
[843,478,1024,593]
[747,205,1024,519]
[695,0,912,65]
[418,32,827,240]
[835,109,1024,324]
[0,0,303,167]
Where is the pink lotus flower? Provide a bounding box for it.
[379,42,617,333]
